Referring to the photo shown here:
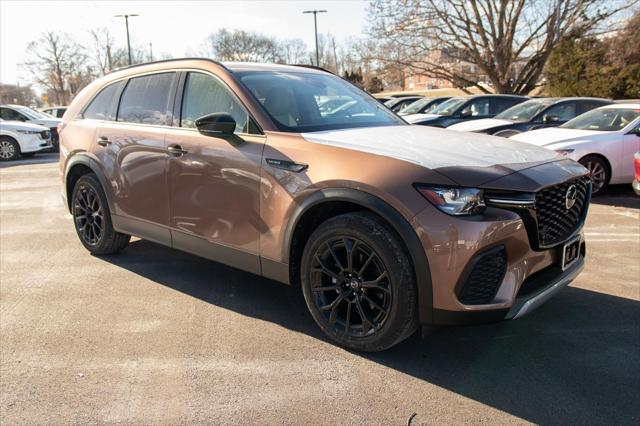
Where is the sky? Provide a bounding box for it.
[0,0,369,86]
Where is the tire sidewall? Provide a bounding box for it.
[71,174,114,253]
[300,213,417,351]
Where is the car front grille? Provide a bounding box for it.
[535,177,591,247]
[485,176,592,249]
[457,246,507,305]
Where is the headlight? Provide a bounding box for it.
[16,129,40,134]
[555,149,575,156]
[415,185,486,215]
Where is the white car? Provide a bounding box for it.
[510,104,640,195]
[0,104,62,151]
[0,119,52,161]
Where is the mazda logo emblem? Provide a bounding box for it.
[565,184,578,209]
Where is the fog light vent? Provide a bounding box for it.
[457,246,507,305]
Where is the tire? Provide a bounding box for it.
[579,155,610,196]
[71,174,130,255]
[300,212,418,352]
[0,136,20,161]
[493,129,520,138]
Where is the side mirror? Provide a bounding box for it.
[195,113,236,136]
[542,114,560,124]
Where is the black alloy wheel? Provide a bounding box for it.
[310,236,392,337]
[71,174,130,254]
[73,183,104,246]
[301,212,418,352]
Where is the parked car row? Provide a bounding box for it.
[0,118,53,161]
[384,93,638,195]
[0,104,62,153]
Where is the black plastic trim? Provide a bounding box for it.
[64,153,113,213]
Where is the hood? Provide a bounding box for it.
[301,125,562,186]
[0,120,49,132]
[448,118,513,132]
[510,128,614,146]
[29,118,61,128]
[403,113,441,124]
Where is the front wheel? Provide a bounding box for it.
[301,212,418,352]
[0,137,20,161]
[72,174,130,255]
[579,155,610,196]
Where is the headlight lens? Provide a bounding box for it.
[16,129,40,134]
[555,149,575,156]
[415,185,486,215]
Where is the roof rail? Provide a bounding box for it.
[106,57,227,75]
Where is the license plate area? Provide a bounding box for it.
[561,236,581,270]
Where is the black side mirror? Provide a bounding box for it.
[542,114,560,124]
[195,113,236,136]
[459,108,472,118]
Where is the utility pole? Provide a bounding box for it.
[149,42,153,61]
[303,10,327,67]
[114,14,139,65]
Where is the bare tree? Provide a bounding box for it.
[23,31,90,104]
[203,29,282,62]
[366,0,636,94]
[278,38,310,64]
[88,27,128,75]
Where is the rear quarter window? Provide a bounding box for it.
[117,73,176,125]
[83,81,124,121]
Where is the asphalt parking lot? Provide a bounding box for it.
[1,153,639,425]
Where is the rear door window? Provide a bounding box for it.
[491,98,523,114]
[117,73,176,125]
[83,81,124,121]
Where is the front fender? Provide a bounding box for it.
[284,187,434,324]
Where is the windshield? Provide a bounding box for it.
[401,98,432,114]
[495,100,551,122]
[561,107,640,131]
[431,97,466,116]
[238,71,404,132]
[15,105,49,120]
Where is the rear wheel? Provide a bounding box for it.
[579,155,610,196]
[72,174,130,255]
[301,212,418,352]
[0,137,20,161]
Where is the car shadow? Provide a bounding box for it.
[99,239,640,425]
[591,184,640,209]
[0,153,59,168]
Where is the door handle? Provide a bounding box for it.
[97,136,111,147]
[167,144,188,156]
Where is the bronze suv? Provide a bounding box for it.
[60,59,591,351]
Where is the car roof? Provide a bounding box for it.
[599,103,640,109]
[455,94,528,100]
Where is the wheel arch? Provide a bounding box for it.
[285,188,434,324]
[64,153,113,213]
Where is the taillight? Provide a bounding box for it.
[634,154,640,181]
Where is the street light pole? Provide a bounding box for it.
[114,14,139,65]
[303,10,327,66]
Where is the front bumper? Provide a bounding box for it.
[411,203,586,325]
[20,134,52,153]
